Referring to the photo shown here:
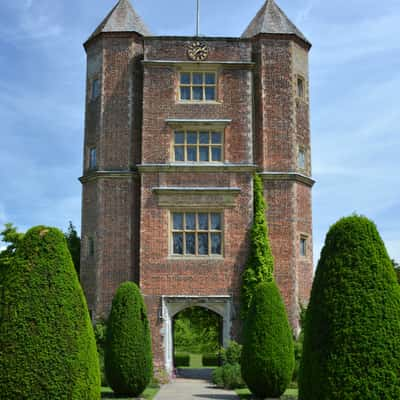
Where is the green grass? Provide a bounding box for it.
[175,353,216,369]
[235,387,298,399]
[101,385,159,399]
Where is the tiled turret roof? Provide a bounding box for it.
[87,0,151,42]
[242,0,310,44]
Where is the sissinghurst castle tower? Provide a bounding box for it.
[80,0,314,372]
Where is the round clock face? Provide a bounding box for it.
[187,41,209,61]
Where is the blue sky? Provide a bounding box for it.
[0,0,399,264]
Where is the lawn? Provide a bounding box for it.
[176,353,217,369]
[101,385,159,399]
[235,387,298,399]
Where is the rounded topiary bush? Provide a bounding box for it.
[299,215,400,400]
[241,281,294,398]
[105,282,153,396]
[0,226,100,399]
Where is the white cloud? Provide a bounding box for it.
[310,12,400,66]
[0,1,63,43]
[296,0,318,25]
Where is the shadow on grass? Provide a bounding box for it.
[101,385,159,400]
[176,368,214,380]
[236,396,297,400]
[235,388,298,400]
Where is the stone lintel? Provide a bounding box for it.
[166,118,232,127]
[138,163,257,173]
[142,60,255,69]
[79,170,139,183]
[153,187,241,208]
[259,172,315,187]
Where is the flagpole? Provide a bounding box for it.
[196,0,200,36]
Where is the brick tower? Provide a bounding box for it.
[80,0,314,372]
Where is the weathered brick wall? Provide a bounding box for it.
[80,180,98,312]
[263,179,298,327]
[253,38,295,171]
[80,30,314,364]
[101,34,144,168]
[144,38,252,62]
[140,38,256,364]
[140,172,253,364]
[141,62,253,163]
[81,33,144,319]
[95,177,139,318]
[295,182,313,306]
[254,36,313,332]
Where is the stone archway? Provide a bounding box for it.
[161,295,233,374]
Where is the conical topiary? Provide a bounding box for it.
[0,226,100,399]
[299,215,400,399]
[241,174,274,318]
[105,281,153,396]
[241,281,295,398]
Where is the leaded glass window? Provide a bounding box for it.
[173,130,223,162]
[171,212,222,256]
[298,148,306,170]
[179,72,217,101]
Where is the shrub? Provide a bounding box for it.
[173,306,220,354]
[299,215,400,400]
[220,340,242,365]
[174,353,190,367]
[202,353,220,367]
[241,281,294,398]
[292,305,306,384]
[105,282,153,396]
[212,341,244,389]
[0,226,100,399]
[94,320,107,386]
[292,339,302,384]
[152,366,170,385]
[212,363,245,389]
[241,174,274,318]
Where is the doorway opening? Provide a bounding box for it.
[161,295,232,375]
[173,306,222,371]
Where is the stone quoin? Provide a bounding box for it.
[80,0,314,374]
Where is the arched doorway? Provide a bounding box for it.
[173,306,222,370]
[161,295,233,374]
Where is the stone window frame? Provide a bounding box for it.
[297,146,307,172]
[90,77,101,101]
[88,147,97,170]
[169,210,224,258]
[296,74,307,101]
[172,128,223,163]
[300,235,308,257]
[88,236,95,257]
[176,65,220,103]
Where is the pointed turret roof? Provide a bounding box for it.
[242,0,310,45]
[87,0,151,42]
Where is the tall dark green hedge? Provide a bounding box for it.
[299,215,400,400]
[0,226,100,399]
[241,174,274,318]
[241,281,294,398]
[105,282,153,396]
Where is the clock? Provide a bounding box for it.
[187,41,209,61]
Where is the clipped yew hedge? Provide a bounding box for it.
[299,215,400,399]
[105,282,153,396]
[241,174,274,318]
[0,226,100,399]
[174,352,190,367]
[241,281,294,398]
